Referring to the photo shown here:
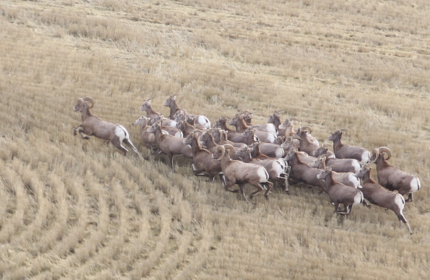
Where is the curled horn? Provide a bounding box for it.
[300,126,312,133]
[291,134,302,141]
[369,148,380,163]
[82,97,94,108]
[224,144,235,156]
[378,147,392,160]
[216,145,226,161]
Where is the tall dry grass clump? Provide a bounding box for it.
[1,0,430,279]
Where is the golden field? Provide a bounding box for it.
[0,0,430,279]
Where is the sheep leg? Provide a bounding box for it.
[111,138,129,156]
[238,183,249,202]
[336,204,351,215]
[224,181,240,194]
[73,125,81,136]
[124,138,143,160]
[145,148,162,160]
[396,211,413,234]
[262,182,273,200]
[74,126,90,140]
[333,202,340,214]
[361,199,371,208]
[169,155,175,172]
[249,183,265,200]
[405,193,413,202]
[283,172,290,194]
[218,174,226,185]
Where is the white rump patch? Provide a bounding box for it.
[351,160,360,173]
[115,126,127,141]
[272,162,284,177]
[353,192,363,206]
[348,174,360,188]
[410,177,421,193]
[360,151,370,165]
[394,194,405,210]
[275,148,285,158]
[267,134,276,143]
[197,116,211,129]
[257,167,269,182]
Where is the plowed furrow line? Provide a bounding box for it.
[129,191,172,279]
[0,166,7,231]
[150,198,194,280]
[77,180,129,277]
[173,225,212,280]
[29,174,68,254]
[12,164,49,247]
[0,166,28,243]
[152,231,192,280]
[112,193,150,275]
[64,177,110,278]
[10,173,68,278]
[42,179,91,278]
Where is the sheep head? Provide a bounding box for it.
[132,116,150,127]
[328,129,346,141]
[356,165,372,180]
[140,99,152,111]
[316,166,333,181]
[163,94,177,107]
[310,155,327,169]
[73,97,94,112]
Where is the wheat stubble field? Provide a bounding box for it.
[1,0,430,279]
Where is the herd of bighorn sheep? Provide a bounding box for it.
[73,95,422,234]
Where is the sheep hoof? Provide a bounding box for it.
[285,189,290,195]
[83,136,90,140]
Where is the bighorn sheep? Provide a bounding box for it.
[292,126,320,156]
[278,118,300,137]
[73,97,142,159]
[183,132,223,182]
[328,129,371,165]
[312,146,361,173]
[238,144,289,193]
[285,148,324,191]
[199,129,245,160]
[254,142,285,158]
[132,116,167,153]
[148,114,183,137]
[229,114,277,143]
[370,147,421,202]
[212,145,273,201]
[355,166,412,234]
[310,155,369,196]
[213,118,259,145]
[266,112,300,137]
[146,122,193,171]
[163,94,211,129]
[176,120,204,138]
[316,167,365,215]
[140,99,177,127]
[232,112,277,134]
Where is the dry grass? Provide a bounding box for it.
[1,0,430,279]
